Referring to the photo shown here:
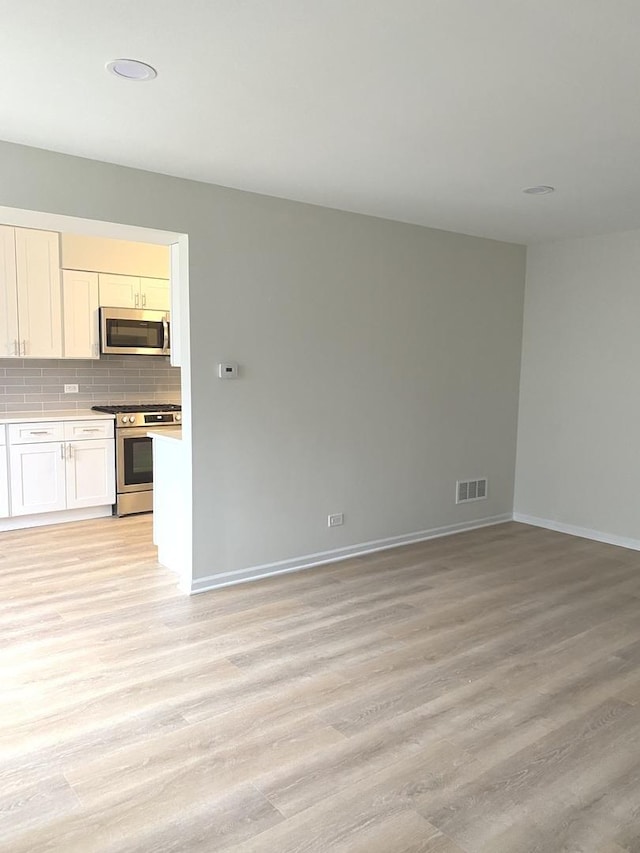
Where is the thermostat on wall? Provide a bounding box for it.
[218,362,239,379]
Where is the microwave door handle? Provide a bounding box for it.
[162,316,169,352]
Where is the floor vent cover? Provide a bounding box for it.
[456,477,488,504]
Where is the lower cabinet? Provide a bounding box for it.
[65,439,115,509]
[7,419,115,518]
[9,441,67,516]
[0,427,8,519]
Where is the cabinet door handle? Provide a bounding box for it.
[68,444,73,458]
[142,293,147,307]
[13,340,18,356]
[134,292,139,308]
[80,428,100,433]
[60,444,64,459]
[21,340,27,356]
[30,430,51,436]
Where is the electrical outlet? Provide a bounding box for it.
[64,384,79,394]
[328,513,344,528]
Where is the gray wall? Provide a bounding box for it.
[0,141,526,585]
[515,229,640,543]
[0,355,180,413]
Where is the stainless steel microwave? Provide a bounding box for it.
[100,307,170,356]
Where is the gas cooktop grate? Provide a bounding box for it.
[91,404,182,414]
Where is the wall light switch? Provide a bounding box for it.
[218,362,239,379]
[64,384,79,394]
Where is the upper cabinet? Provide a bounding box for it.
[0,227,62,358]
[98,274,140,309]
[0,226,173,361]
[15,229,63,358]
[0,226,19,359]
[63,234,171,312]
[61,234,169,279]
[98,274,170,312]
[139,277,170,311]
[62,270,99,359]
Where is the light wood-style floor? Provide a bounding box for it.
[2,518,640,852]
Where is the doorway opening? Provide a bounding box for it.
[0,206,192,591]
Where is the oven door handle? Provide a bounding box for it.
[162,316,169,353]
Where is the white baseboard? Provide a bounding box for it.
[189,513,512,594]
[512,512,640,552]
[0,505,112,532]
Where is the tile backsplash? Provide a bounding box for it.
[0,355,181,413]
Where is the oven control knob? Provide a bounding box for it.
[175,413,182,422]
[121,415,129,424]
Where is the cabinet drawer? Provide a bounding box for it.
[64,420,114,441]
[0,425,5,446]
[9,422,65,444]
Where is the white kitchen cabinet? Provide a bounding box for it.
[0,226,62,359]
[60,234,170,279]
[98,273,140,309]
[10,442,67,516]
[8,422,65,444]
[64,420,113,441]
[0,225,19,358]
[66,438,115,509]
[139,277,170,311]
[62,270,99,359]
[98,273,170,311]
[0,427,8,519]
[7,417,115,520]
[14,228,62,358]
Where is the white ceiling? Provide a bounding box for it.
[2,0,640,244]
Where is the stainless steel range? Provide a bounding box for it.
[91,404,182,516]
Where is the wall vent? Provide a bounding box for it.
[456,477,488,504]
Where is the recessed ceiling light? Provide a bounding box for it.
[522,185,555,195]
[106,59,157,81]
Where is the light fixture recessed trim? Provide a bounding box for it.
[522,185,556,195]
[106,59,157,81]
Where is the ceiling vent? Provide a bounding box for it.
[456,478,488,504]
